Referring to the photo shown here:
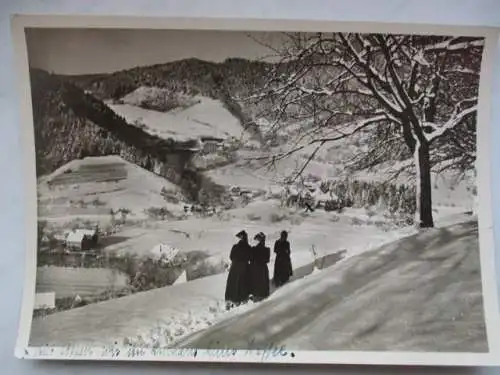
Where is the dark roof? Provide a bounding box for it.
[200,136,224,142]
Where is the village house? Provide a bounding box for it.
[199,136,224,155]
[34,292,56,310]
[65,228,99,251]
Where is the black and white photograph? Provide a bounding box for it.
[12,15,500,366]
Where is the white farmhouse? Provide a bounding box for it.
[34,292,56,310]
[65,228,98,251]
[199,136,224,155]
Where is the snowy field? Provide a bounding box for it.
[107,90,247,142]
[104,198,420,267]
[36,266,128,298]
[37,155,186,226]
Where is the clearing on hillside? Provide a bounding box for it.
[38,155,186,226]
[108,91,248,142]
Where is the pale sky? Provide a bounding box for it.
[25,28,282,75]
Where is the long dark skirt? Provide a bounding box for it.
[249,263,270,300]
[273,255,293,287]
[225,261,250,305]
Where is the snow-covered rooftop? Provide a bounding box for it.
[66,229,97,243]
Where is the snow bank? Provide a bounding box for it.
[173,270,187,285]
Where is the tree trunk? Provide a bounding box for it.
[414,141,434,228]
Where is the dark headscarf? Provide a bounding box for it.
[254,232,266,242]
[236,230,248,240]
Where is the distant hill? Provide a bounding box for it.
[63,58,277,141]
[64,58,271,102]
[29,69,224,203]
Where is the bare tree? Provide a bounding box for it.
[249,33,483,228]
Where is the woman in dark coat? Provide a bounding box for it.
[225,230,251,308]
[249,232,270,301]
[273,230,293,287]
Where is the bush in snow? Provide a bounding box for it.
[329,214,341,223]
[160,187,183,204]
[324,200,345,213]
[269,212,288,223]
[365,208,377,218]
[216,210,232,221]
[145,206,171,220]
[91,198,106,207]
[265,188,282,201]
[117,208,131,223]
[351,217,364,226]
[186,257,227,281]
[289,214,304,225]
[128,256,184,292]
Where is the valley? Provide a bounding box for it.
[29,50,482,351]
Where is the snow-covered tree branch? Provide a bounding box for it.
[248,31,483,228]
[425,103,478,142]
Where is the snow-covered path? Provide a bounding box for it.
[177,219,487,352]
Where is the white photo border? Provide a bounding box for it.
[10,14,500,366]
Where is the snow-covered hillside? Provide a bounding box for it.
[29,212,415,347]
[178,218,486,353]
[37,155,186,225]
[30,215,481,351]
[108,88,247,142]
